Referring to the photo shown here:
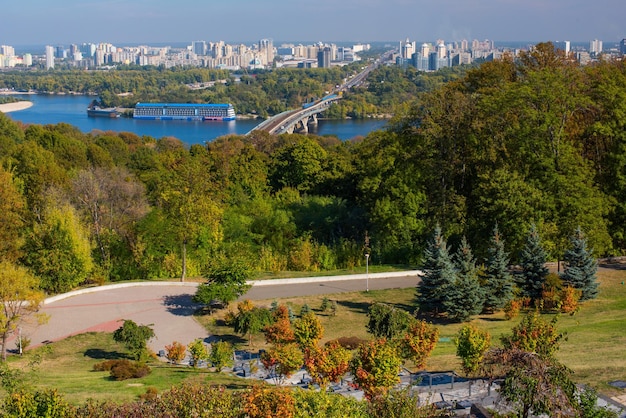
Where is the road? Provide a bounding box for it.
[18,274,420,354]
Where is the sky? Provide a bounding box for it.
[2,0,625,47]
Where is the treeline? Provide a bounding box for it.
[0,63,464,118]
[1,42,626,293]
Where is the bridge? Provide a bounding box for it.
[250,94,342,135]
[248,54,389,135]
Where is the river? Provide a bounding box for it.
[6,94,388,145]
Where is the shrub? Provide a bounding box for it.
[332,336,368,350]
[93,359,151,381]
[165,341,186,364]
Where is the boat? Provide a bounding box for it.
[87,101,120,118]
[133,102,236,121]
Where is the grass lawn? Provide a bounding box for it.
[5,332,252,405]
[5,266,625,403]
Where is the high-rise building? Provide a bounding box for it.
[620,39,626,55]
[23,53,32,66]
[590,39,603,55]
[259,38,274,65]
[45,45,55,69]
[401,38,415,59]
[317,47,331,68]
[192,41,206,56]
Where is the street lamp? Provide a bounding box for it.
[365,253,370,292]
[18,327,22,355]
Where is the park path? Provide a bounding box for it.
[17,273,421,354]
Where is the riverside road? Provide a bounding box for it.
[20,273,421,353]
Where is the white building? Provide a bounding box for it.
[45,45,55,69]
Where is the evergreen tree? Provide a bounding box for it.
[447,236,484,321]
[416,225,457,316]
[519,223,549,302]
[562,227,599,301]
[483,224,514,312]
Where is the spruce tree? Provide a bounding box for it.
[483,224,514,312]
[447,236,484,322]
[562,227,598,301]
[416,225,457,316]
[519,223,549,302]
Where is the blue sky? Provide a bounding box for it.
[3,0,625,46]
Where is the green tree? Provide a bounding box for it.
[231,300,273,346]
[349,339,402,400]
[187,339,209,368]
[0,168,26,262]
[22,200,93,294]
[193,261,252,307]
[292,312,324,350]
[0,261,46,361]
[416,225,456,316]
[501,310,564,359]
[483,347,578,418]
[113,320,155,361]
[447,237,484,321]
[209,341,234,372]
[482,224,515,312]
[261,342,304,385]
[562,227,599,300]
[366,302,413,340]
[455,324,491,376]
[518,224,549,302]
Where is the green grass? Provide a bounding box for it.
[8,267,626,403]
[7,333,251,405]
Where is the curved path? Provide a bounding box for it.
[20,273,421,353]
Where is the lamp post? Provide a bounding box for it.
[365,253,370,292]
[18,327,22,355]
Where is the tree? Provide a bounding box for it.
[157,153,223,281]
[263,305,295,345]
[22,200,93,294]
[455,324,491,376]
[562,227,599,300]
[187,339,209,368]
[193,261,252,307]
[518,223,549,302]
[482,224,515,312]
[209,341,234,372]
[483,347,578,418]
[113,320,155,361]
[164,341,186,364]
[447,237,484,321]
[292,312,324,350]
[350,339,402,400]
[0,261,47,361]
[261,343,304,385]
[366,302,413,340]
[399,320,439,371]
[501,310,564,359]
[303,340,351,388]
[230,300,273,346]
[0,167,26,262]
[416,225,457,316]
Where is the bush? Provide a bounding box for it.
[93,359,151,381]
[332,336,368,350]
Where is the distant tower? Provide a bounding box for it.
[620,39,626,55]
[402,38,414,59]
[421,43,430,57]
[317,47,331,68]
[436,41,447,59]
[590,39,603,55]
[192,41,206,56]
[45,45,55,69]
[259,39,274,66]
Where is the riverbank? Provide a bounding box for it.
[0,100,33,113]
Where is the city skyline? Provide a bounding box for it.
[2,0,625,46]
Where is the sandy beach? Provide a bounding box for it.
[0,101,33,113]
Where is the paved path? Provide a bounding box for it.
[19,273,421,354]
